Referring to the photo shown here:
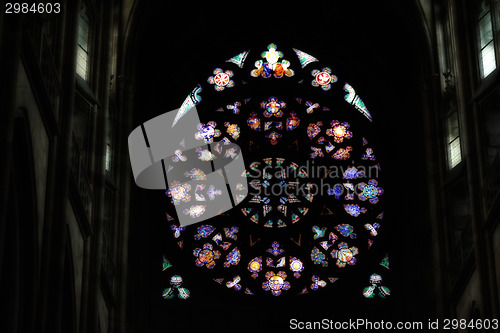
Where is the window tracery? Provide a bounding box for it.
[161,43,389,298]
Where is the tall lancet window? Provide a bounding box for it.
[446,110,462,169]
[76,3,91,81]
[478,1,497,78]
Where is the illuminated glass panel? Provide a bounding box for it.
[478,7,496,78]
[105,143,112,172]
[446,111,462,169]
[77,5,90,80]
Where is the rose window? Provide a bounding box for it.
[158,43,390,299]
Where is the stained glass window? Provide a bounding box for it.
[160,43,389,299]
[77,3,91,81]
[446,110,462,169]
[477,1,497,78]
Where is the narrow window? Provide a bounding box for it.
[446,111,462,169]
[478,2,496,78]
[76,4,90,80]
[105,143,112,172]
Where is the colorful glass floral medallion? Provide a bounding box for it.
[224,247,241,267]
[290,257,304,278]
[171,149,187,162]
[311,67,337,90]
[247,112,261,131]
[195,121,221,143]
[226,276,242,291]
[162,275,190,300]
[344,204,367,217]
[286,112,300,131]
[207,68,235,91]
[364,223,380,237]
[358,179,384,204]
[331,242,359,268]
[251,43,294,78]
[224,226,239,240]
[363,273,390,299]
[265,131,282,145]
[361,148,376,160]
[170,224,185,238]
[335,224,357,239]
[267,241,285,256]
[332,146,352,160]
[310,275,327,290]
[310,146,324,159]
[311,247,328,267]
[205,185,222,200]
[326,120,353,143]
[166,181,191,205]
[227,101,241,114]
[312,225,327,239]
[248,257,263,278]
[307,122,322,139]
[319,232,338,251]
[261,96,286,118]
[262,271,291,296]
[327,184,343,199]
[184,168,207,180]
[195,147,216,161]
[305,100,320,114]
[194,224,215,240]
[343,166,365,179]
[193,243,221,269]
[224,122,240,140]
[183,205,206,218]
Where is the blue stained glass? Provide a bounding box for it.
[327,184,343,199]
[267,241,285,256]
[335,224,357,239]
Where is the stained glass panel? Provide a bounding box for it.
[157,43,389,299]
